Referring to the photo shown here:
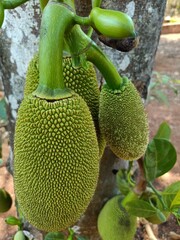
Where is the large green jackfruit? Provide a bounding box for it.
[99,78,149,160]
[14,93,99,232]
[97,195,137,240]
[24,54,105,158]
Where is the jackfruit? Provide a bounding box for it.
[24,54,106,158]
[0,188,12,213]
[97,195,137,240]
[14,93,99,232]
[99,77,149,160]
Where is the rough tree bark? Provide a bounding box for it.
[0,0,167,239]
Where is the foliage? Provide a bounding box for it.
[117,122,179,225]
[147,71,179,105]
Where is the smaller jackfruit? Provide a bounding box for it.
[0,188,12,213]
[99,77,149,160]
[97,195,137,240]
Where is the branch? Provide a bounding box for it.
[134,156,147,195]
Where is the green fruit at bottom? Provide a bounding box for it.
[14,231,28,240]
[98,195,137,240]
[0,188,12,213]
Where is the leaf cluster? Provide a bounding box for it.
[117,122,179,224]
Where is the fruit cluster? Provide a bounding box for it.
[1,0,149,237]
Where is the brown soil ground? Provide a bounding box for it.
[0,33,180,240]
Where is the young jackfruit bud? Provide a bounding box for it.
[98,195,137,240]
[89,7,135,39]
[99,77,149,160]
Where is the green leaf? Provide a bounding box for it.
[158,181,180,211]
[0,98,7,123]
[144,139,177,181]
[44,232,65,240]
[125,199,156,218]
[161,75,170,84]
[171,189,180,210]
[154,122,171,140]
[155,90,169,105]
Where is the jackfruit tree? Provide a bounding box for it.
[0,0,171,239]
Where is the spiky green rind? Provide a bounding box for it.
[98,195,137,240]
[99,79,149,160]
[14,94,99,232]
[24,54,106,158]
[23,54,39,96]
[63,57,106,158]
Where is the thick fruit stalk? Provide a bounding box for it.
[98,195,137,240]
[33,2,74,100]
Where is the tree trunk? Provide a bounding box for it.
[0,0,166,239]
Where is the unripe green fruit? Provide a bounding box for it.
[99,78,149,160]
[0,2,4,28]
[24,54,106,158]
[0,188,12,213]
[14,93,99,232]
[98,195,137,240]
[89,7,135,39]
[14,231,28,240]
[5,216,22,226]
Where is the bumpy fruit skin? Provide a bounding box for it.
[99,78,149,160]
[24,54,105,158]
[14,93,99,232]
[98,195,137,240]
[0,188,12,213]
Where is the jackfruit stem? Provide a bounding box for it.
[65,25,123,89]
[33,2,75,100]
[86,43,123,89]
